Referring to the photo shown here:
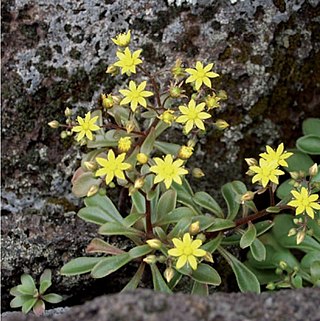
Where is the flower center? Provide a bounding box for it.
[82,123,90,130]
[188,110,198,120]
[163,166,176,177]
[183,246,193,255]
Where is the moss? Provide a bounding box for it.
[249,96,269,119]
[47,197,78,212]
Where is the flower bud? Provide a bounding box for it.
[106,64,118,76]
[171,58,185,79]
[111,30,131,47]
[205,94,220,110]
[158,255,166,263]
[118,137,132,153]
[109,182,116,189]
[87,185,99,197]
[137,153,148,164]
[296,230,305,245]
[275,267,283,275]
[244,158,257,166]
[217,90,228,100]
[196,233,206,243]
[178,145,194,160]
[143,255,157,264]
[48,120,60,129]
[159,110,176,125]
[134,177,145,189]
[266,282,276,290]
[99,188,107,196]
[146,239,162,250]
[245,169,255,176]
[192,168,205,178]
[169,86,183,98]
[128,186,137,196]
[164,267,175,283]
[287,228,297,237]
[84,161,97,171]
[60,131,68,139]
[203,252,214,263]
[241,191,255,202]
[64,107,72,117]
[189,221,200,235]
[279,261,287,270]
[309,163,318,177]
[125,121,135,133]
[290,171,300,180]
[306,228,314,236]
[101,93,114,109]
[215,119,229,130]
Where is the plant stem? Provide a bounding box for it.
[145,198,154,238]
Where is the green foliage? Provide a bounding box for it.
[47,30,320,298]
[10,270,63,316]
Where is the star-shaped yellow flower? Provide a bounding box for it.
[150,154,188,189]
[176,99,211,134]
[111,30,131,47]
[288,187,320,219]
[119,81,153,112]
[168,233,206,270]
[95,149,131,185]
[259,143,293,167]
[114,47,142,75]
[249,159,284,187]
[72,112,100,141]
[185,61,219,91]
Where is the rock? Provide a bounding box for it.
[2,288,320,321]
[1,0,320,312]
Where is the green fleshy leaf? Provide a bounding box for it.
[155,207,196,226]
[240,222,257,249]
[193,191,224,218]
[98,222,144,238]
[86,130,118,148]
[249,238,266,261]
[154,121,170,137]
[276,179,294,200]
[141,110,157,119]
[123,213,145,227]
[60,257,104,276]
[131,191,146,214]
[167,217,192,239]
[121,263,145,292]
[150,264,172,293]
[221,181,247,220]
[190,263,221,286]
[219,247,260,293]
[39,270,52,295]
[191,281,208,296]
[291,275,303,289]
[42,293,63,304]
[91,253,132,278]
[71,170,101,198]
[10,286,22,296]
[84,194,123,223]
[300,251,320,270]
[78,206,116,225]
[20,274,36,292]
[22,298,37,314]
[129,245,152,259]
[155,190,177,224]
[296,135,320,155]
[33,299,45,316]
[86,238,125,255]
[302,118,320,136]
[310,261,320,283]
[154,140,181,155]
[201,234,223,253]
[10,295,31,308]
[284,149,314,173]
[140,127,156,155]
[205,218,235,232]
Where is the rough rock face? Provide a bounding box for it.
[1,0,320,312]
[3,288,320,321]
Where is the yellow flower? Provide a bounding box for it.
[288,187,320,219]
[118,137,132,153]
[96,149,131,185]
[250,159,285,187]
[111,30,131,47]
[259,143,293,167]
[150,154,188,189]
[159,110,176,125]
[119,80,153,112]
[168,233,206,270]
[72,112,100,141]
[176,99,211,134]
[114,47,142,75]
[136,153,148,164]
[205,93,221,110]
[185,61,219,91]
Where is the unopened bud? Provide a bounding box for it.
[296,230,306,245]
[169,86,183,98]
[290,171,300,180]
[307,228,314,236]
[245,169,255,176]
[84,161,97,171]
[279,261,287,270]
[192,168,205,178]
[101,93,114,109]
[143,255,157,264]
[106,64,118,76]
[128,186,137,196]
[60,131,68,139]
[171,58,185,79]
[159,110,176,125]
[189,221,200,235]
[275,268,283,275]
[109,182,116,189]
[266,282,276,290]
[48,120,60,129]
[146,239,162,250]
[99,188,107,196]
[245,158,258,166]
[241,191,255,202]
[178,145,194,160]
[87,185,99,197]
[288,228,297,237]
[204,252,214,263]
[205,93,220,110]
[215,119,229,130]
[64,107,72,117]
[293,218,300,225]
[164,267,175,283]
[134,177,145,189]
[125,121,135,133]
[196,233,206,243]
[137,153,148,164]
[217,90,228,100]
[309,163,318,177]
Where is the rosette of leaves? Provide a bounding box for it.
[10,270,63,315]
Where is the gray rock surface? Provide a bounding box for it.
[3,288,320,321]
[2,0,320,313]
